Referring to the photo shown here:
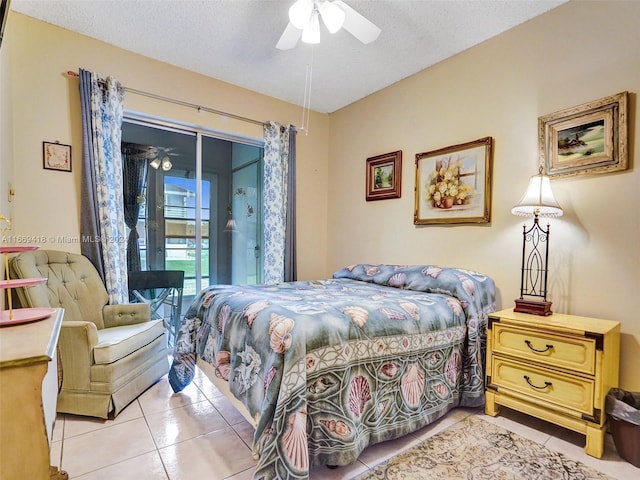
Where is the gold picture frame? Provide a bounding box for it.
[414,137,493,225]
[43,141,72,172]
[366,150,402,201]
[539,91,628,178]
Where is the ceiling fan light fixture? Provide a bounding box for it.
[161,156,173,171]
[301,10,321,44]
[289,0,314,29]
[276,0,380,50]
[149,157,161,169]
[319,1,345,34]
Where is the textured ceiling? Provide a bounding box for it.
[11,0,566,113]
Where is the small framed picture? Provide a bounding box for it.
[539,91,628,177]
[43,141,72,172]
[366,150,402,201]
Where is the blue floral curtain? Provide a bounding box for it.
[79,69,129,304]
[263,122,297,284]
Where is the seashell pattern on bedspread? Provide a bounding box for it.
[168,264,496,480]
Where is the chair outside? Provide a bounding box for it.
[128,270,184,347]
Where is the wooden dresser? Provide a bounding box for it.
[485,308,620,458]
[0,309,66,479]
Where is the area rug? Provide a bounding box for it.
[355,416,614,479]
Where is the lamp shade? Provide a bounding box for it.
[511,169,563,217]
[149,157,161,170]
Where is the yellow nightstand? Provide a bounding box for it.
[485,308,620,458]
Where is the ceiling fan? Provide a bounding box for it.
[276,0,381,50]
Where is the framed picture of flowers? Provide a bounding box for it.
[414,137,493,225]
[366,150,402,201]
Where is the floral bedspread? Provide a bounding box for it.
[168,264,496,480]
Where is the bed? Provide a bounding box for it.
[168,264,496,480]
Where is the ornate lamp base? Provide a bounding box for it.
[514,297,553,316]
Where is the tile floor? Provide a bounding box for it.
[50,366,638,479]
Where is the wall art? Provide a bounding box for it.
[366,150,402,201]
[539,91,628,177]
[43,141,72,172]
[414,137,493,225]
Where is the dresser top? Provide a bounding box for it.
[490,308,621,335]
[0,309,63,367]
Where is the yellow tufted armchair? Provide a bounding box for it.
[9,250,169,419]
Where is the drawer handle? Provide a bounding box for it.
[524,340,553,353]
[524,375,552,390]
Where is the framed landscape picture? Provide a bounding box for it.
[414,137,493,225]
[539,91,628,177]
[365,150,402,201]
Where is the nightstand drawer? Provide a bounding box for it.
[492,324,596,375]
[490,356,595,416]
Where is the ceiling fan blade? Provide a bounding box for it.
[333,0,381,44]
[276,22,302,50]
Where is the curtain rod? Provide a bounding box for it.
[66,70,266,127]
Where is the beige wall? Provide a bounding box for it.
[2,12,329,282]
[329,0,639,390]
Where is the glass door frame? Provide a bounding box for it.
[123,110,264,294]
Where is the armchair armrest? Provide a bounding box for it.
[58,321,99,390]
[103,303,151,328]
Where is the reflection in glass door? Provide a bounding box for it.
[162,172,210,298]
[121,117,263,307]
[230,152,261,285]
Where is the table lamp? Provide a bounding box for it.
[511,166,563,316]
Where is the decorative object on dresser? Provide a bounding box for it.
[0,245,54,325]
[0,215,55,326]
[365,150,402,201]
[485,309,621,459]
[539,91,628,178]
[511,167,563,316]
[414,136,493,225]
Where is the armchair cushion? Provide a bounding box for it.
[94,319,166,365]
[103,303,151,328]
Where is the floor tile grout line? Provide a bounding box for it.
[145,385,255,479]
[56,414,66,473]
[138,399,172,479]
[58,401,166,479]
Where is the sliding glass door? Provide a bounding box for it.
[121,117,263,307]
